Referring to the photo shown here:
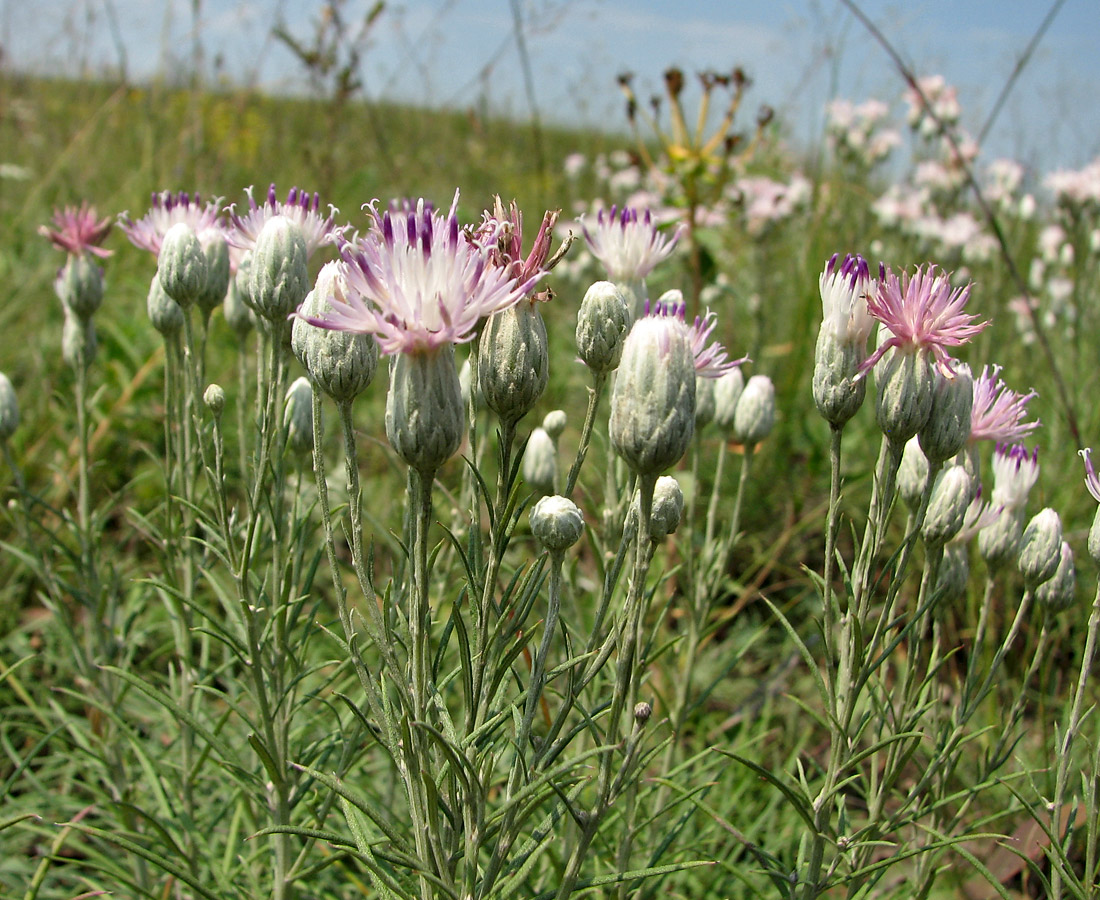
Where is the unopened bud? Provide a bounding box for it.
[812,325,866,428]
[54,254,105,319]
[223,277,256,339]
[1018,508,1063,589]
[633,701,652,725]
[147,272,184,336]
[978,506,1024,570]
[897,437,929,509]
[479,302,549,426]
[1035,541,1075,613]
[158,222,208,308]
[695,374,716,427]
[386,347,465,477]
[935,543,970,605]
[203,383,226,417]
[62,312,96,371]
[0,372,18,440]
[542,410,567,439]
[922,465,973,548]
[875,349,935,445]
[249,216,310,321]
[530,494,585,553]
[283,376,314,458]
[919,364,973,464]
[648,475,684,540]
[1089,506,1100,567]
[196,227,231,315]
[576,281,632,375]
[522,427,557,494]
[733,375,775,446]
[713,368,745,430]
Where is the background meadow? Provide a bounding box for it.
[2,2,1100,897]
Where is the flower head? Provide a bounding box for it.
[302,191,536,355]
[1081,448,1100,504]
[582,205,681,282]
[646,294,744,377]
[969,365,1039,443]
[860,264,988,377]
[819,252,873,345]
[475,196,560,295]
[227,184,337,258]
[991,443,1040,509]
[119,191,223,257]
[39,203,113,258]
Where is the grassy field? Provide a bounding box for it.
[2,69,1099,899]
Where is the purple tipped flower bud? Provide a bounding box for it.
[386,347,465,477]
[158,222,208,308]
[530,494,585,553]
[1018,508,1063,589]
[249,216,310,322]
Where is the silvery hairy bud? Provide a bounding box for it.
[733,375,776,446]
[223,277,256,339]
[897,437,929,509]
[875,349,935,445]
[919,364,973,465]
[542,409,567,440]
[292,263,379,405]
[936,543,970,605]
[713,368,745,431]
[522,427,557,494]
[1089,506,1100,568]
[530,494,585,553]
[158,222,208,308]
[1017,508,1063,589]
[62,311,96,371]
[203,383,226,418]
[196,227,231,316]
[576,281,632,375]
[55,254,105,320]
[1035,541,1076,613]
[386,347,465,478]
[695,375,716,428]
[147,272,184,337]
[633,701,652,726]
[249,216,310,322]
[610,314,695,477]
[921,465,973,548]
[978,507,1024,570]
[0,372,18,440]
[283,376,314,459]
[479,301,549,426]
[648,475,685,540]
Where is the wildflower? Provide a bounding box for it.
[119,191,222,257]
[158,223,209,308]
[249,216,311,322]
[648,294,743,377]
[1035,541,1076,613]
[861,265,988,378]
[969,365,1038,444]
[581,205,681,285]
[1018,508,1063,589]
[922,465,974,548]
[530,495,585,553]
[227,184,338,258]
[39,203,113,259]
[814,253,873,427]
[1080,448,1100,565]
[733,375,776,446]
[978,444,1039,568]
[305,192,535,355]
[576,281,632,375]
[920,363,973,464]
[475,195,560,293]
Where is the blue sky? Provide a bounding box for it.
[6,0,1099,173]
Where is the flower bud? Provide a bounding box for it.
[196,227,231,315]
[62,311,96,371]
[936,543,970,605]
[530,494,585,553]
[1035,541,1075,613]
[203,383,226,418]
[292,263,379,404]
[875,349,935,445]
[610,315,695,476]
[1017,508,1063,589]
[234,251,256,314]
[542,409,567,440]
[576,281,632,375]
[147,272,184,337]
[922,465,973,548]
[733,375,776,446]
[223,277,256,339]
[918,364,973,464]
[283,376,314,458]
[649,475,685,540]
[522,427,557,494]
[54,254,105,319]
[386,347,465,477]
[713,368,745,430]
[459,356,482,411]
[812,325,866,428]
[249,216,310,321]
[897,437,929,509]
[633,701,652,725]
[0,372,18,440]
[695,374,716,428]
[1089,506,1100,568]
[158,222,208,308]
[478,302,549,426]
[977,506,1024,570]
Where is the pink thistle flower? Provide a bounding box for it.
[952,485,1004,544]
[969,364,1039,443]
[39,203,113,258]
[474,196,560,296]
[581,205,681,282]
[991,444,1040,509]
[819,252,874,345]
[646,293,745,377]
[860,264,988,377]
[1081,448,1100,504]
[227,184,337,258]
[302,191,537,355]
[119,191,223,257]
